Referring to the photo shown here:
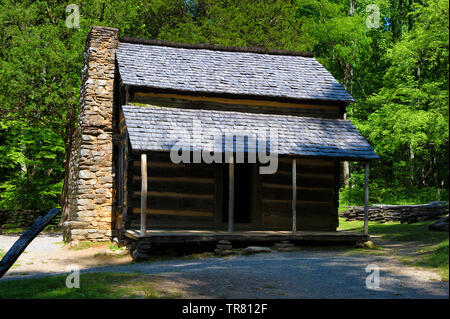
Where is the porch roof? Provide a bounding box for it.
[121,105,378,160]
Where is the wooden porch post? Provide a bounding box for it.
[364,162,370,236]
[140,153,147,237]
[292,159,297,234]
[228,155,234,233]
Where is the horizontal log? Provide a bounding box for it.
[276,161,336,175]
[262,183,334,191]
[130,217,215,229]
[130,165,215,179]
[129,220,216,230]
[276,171,336,180]
[131,92,341,118]
[262,200,335,215]
[131,208,213,218]
[262,186,334,201]
[132,176,215,184]
[261,173,336,188]
[278,158,336,166]
[133,191,214,199]
[132,160,218,169]
[130,179,215,196]
[129,195,214,212]
[262,212,337,231]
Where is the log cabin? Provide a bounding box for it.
[63,26,378,254]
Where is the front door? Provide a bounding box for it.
[222,163,253,224]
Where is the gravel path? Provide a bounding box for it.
[0,233,63,253]
[1,234,448,299]
[76,251,449,298]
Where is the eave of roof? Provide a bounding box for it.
[121,104,378,161]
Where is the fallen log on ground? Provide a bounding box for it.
[428,214,449,232]
[0,208,60,278]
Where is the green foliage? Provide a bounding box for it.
[349,0,449,201]
[0,0,152,210]
[340,185,449,207]
[0,121,64,209]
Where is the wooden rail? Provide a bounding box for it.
[141,153,148,237]
[228,155,234,233]
[292,159,297,233]
[364,163,369,236]
[0,208,60,278]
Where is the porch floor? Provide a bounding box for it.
[124,229,367,244]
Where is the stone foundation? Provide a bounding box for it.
[63,26,119,242]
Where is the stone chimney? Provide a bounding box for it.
[63,26,119,242]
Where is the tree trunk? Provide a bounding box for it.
[410,146,415,187]
[59,110,76,227]
[343,161,350,187]
[343,113,350,187]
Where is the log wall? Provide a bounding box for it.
[129,92,343,119]
[260,158,339,231]
[122,153,340,231]
[127,152,217,229]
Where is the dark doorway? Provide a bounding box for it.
[222,163,253,223]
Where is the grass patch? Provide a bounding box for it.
[0,272,183,299]
[400,239,449,281]
[71,241,109,251]
[338,218,448,243]
[338,217,449,280]
[0,248,5,259]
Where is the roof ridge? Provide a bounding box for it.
[119,37,314,58]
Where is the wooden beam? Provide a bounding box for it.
[228,155,234,233]
[364,162,370,236]
[0,208,60,278]
[132,208,213,217]
[292,159,297,234]
[133,91,339,111]
[140,153,147,237]
[119,144,124,205]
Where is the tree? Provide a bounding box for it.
[0,0,149,213]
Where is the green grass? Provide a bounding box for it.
[0,248,4,259]
[0,272,183,299]
[338,217,449,281]
[339,218,448,243]
[71,241,110,251]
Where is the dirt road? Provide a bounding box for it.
[0,234,448,298]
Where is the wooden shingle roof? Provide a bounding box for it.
[122,105,378,160]
[115,41,355,102]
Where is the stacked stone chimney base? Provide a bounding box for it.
[63,26,119,242]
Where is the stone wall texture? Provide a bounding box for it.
[63,26,119,242]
